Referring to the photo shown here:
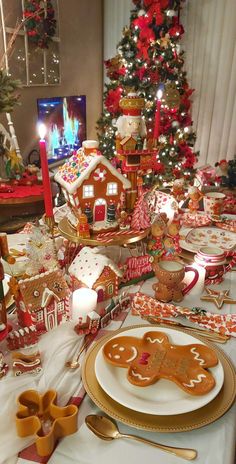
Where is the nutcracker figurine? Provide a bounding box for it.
[0,233,15,340]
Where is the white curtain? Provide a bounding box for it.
[182,0,236,165]
[104,0,236,165]
[103,0,133,62]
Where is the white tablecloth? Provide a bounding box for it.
[0,272,236,464]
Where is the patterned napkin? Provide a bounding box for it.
[215,220,236,233]
[131,292,236,337]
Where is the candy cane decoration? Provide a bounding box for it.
[96,228,144,242]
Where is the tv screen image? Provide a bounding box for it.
[37,95,86,165]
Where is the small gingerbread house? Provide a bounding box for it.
[120,136,137,152]
[54,146,131,226]
[69,247,123,302]
[16,270,70,334]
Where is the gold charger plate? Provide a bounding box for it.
[82,324,236,433]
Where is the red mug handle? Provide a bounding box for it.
[182,266,199,295]
[223,251,236,274]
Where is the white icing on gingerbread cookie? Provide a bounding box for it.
[146,336,165,344]
[126,346,138,362]
[183,374,206,388]
[190,347,205,366]
[131,370,151,381]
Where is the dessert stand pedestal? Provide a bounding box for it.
[58,217,149,249]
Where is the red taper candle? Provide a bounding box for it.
[38,123,54,218]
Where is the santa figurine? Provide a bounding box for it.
[116,92,147,149]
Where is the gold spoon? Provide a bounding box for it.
[85,415,197,461]
[65,339,91,369]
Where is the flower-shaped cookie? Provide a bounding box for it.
[103,331,218,395]
[16,390,78,456]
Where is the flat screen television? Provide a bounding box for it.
[37,95,86,166]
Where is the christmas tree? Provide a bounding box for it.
[97,0,198,184]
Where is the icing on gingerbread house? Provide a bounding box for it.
[69,247,123,302]
[16,270,70,334]
[55,140,131,229]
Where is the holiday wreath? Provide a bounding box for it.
[23,0,56,49]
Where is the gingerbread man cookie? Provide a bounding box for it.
[103,331,218,396]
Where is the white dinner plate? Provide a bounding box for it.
[180,226,236,253]
[95,326,224,416]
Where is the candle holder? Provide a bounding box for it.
[44,215,57,237]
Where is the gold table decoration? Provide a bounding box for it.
[58,217,150,247]
[201,288,236,309]
[82,325,236,433]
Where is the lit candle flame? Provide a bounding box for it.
[38,123,47,140]
[156,89,163,100]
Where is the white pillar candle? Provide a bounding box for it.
[72,288,98,323]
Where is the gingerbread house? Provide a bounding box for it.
[54,145,131,228]
[68,247,123,302]
[16,270,70,334]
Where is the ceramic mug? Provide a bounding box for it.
[194,246,236,283]
[152,260,199,303]
[203,192,226,217]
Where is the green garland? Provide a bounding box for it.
[0,70,21,113]
[24,0,56,49]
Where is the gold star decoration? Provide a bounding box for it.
[159,33,170,49]
[200,288,236,309]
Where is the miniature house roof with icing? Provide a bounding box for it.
[18,270,69,312]
[68,247,123,288]
[54,148,131,195]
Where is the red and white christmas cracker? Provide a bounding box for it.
[131,292,236,337]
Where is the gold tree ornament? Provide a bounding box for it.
[164,83,181,109]
[123,26,132,38]
[123,86,136,95]
[145,100,154,110]
[106,55,124,79]
[159,34,170,49]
